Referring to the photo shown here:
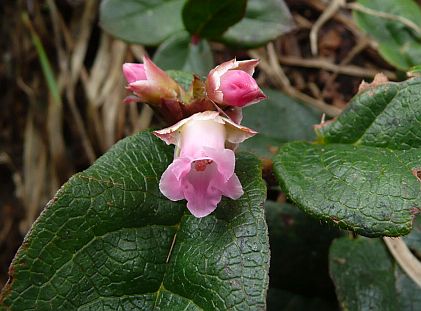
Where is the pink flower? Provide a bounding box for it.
[123,56,181,106]
[206,59,266,107]
[153,111,256,217]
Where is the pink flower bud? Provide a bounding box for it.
[153,111,256,217]
[206,59,266,107]
[123,56,181,106]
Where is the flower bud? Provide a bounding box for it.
[154,111,256,217]
[123,56,181,106]
[206,59,266,107]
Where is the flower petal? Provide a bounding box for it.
[219,70,266,107]
[159,158,191,201]
[153,110,256,147]
[223,118,257,144]
[206,59,237,103]
[128,80,177,105]
[182,161,224,217]
[185,191,222,218]
[143,56,179,90]
[224,107,243,124]
[184,183,222,218]
[122,95,140,104]
[235,59,260,76]
[123,63,146,83]
[153,111,221,146]
[219,173,243,199]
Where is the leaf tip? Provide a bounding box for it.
[358,73,389,93]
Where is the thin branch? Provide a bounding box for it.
[310,0,346,55]
[266,43,291,87]
[70,1,97,84]
[47,0,96,164]
[305,0,363,39]
[278,56,397,80]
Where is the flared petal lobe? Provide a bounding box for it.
[159,158,191,201]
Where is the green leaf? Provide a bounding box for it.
[353,0,421,70]
[99,0,185,46]
[275,142,420,236]
[240,89,320,159]
[221,0,295,48]
[166,70,195,92]
[316,79,421,149]
[153,32,214,77]
[0,132,270,310]
[265,201,340,297]
[182,0,246,39]
[329,237,421,310]
[274,78,421,237]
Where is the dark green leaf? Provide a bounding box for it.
[0,132,270,310]
[353,0,421,70]
[221,0,295,48]
[99,0,185,46]
[182,0,246,39]
[316,79,421,149]
[274,142,420,236]
[274,78,421,237]
[153,32,214,77]
[265,201,340,297]
[329,237,421,310]
[240,89,320,159]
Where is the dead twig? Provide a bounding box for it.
[22,109,48,233]
[306,0,365,39]
[278,56,397,80]
[70,1,97,84]
[310,0,346,55]
[47,0,96,164]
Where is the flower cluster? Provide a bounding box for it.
[123,58,265,217]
